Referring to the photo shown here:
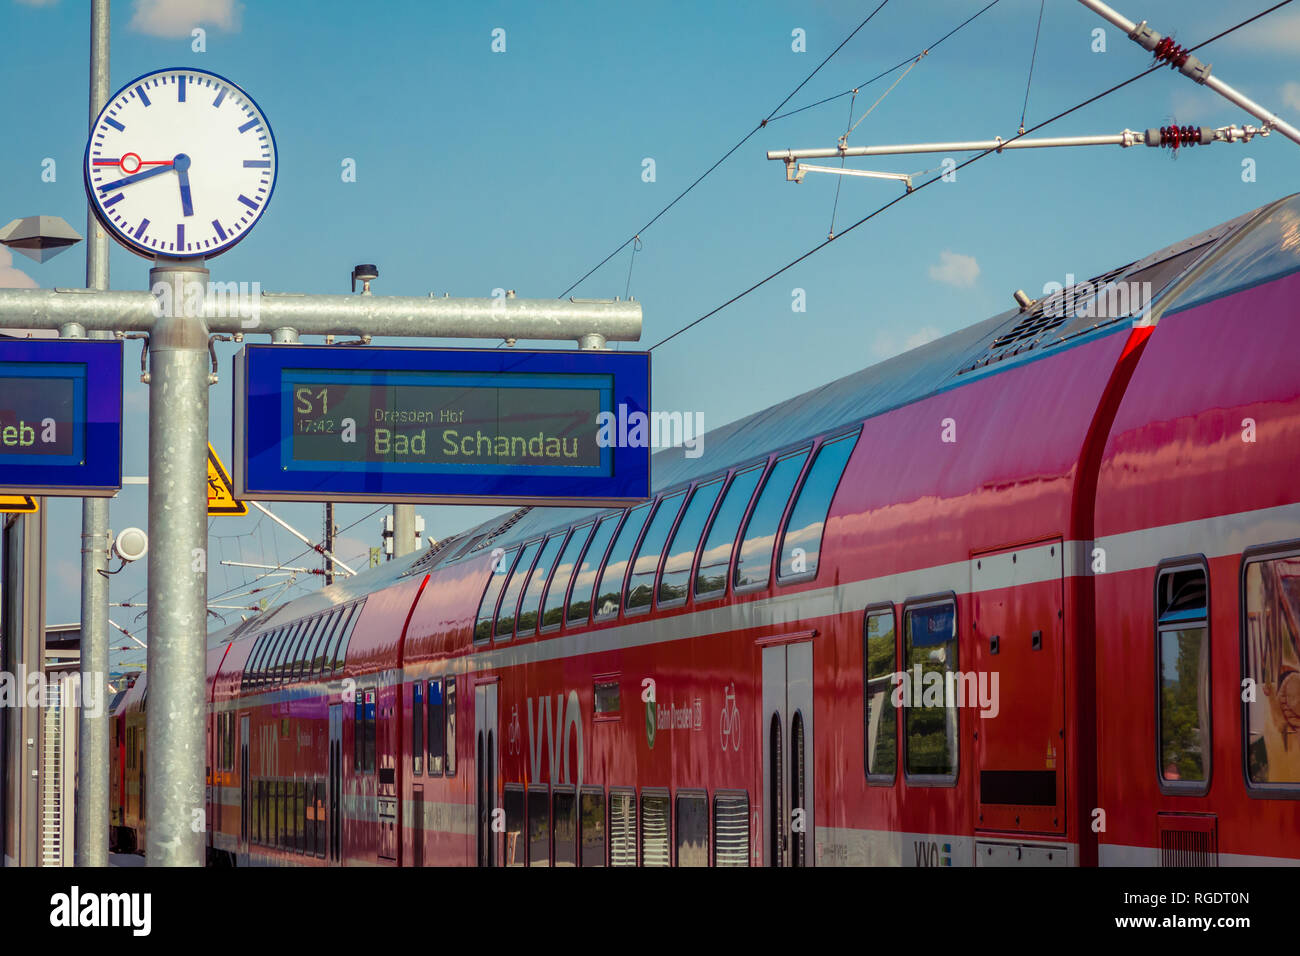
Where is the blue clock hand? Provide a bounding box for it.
[174,153,194,216]
[97,161,174,193]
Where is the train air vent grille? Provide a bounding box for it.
[961,263,1134,373]
[1157,814,1218,867]
[401,534,459,577]
[469,508,532,554]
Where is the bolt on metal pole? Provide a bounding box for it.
[76,0,111,868]
[144,258,210,867]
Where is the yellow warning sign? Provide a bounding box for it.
[207,444,247,516]
[0,495,38,513]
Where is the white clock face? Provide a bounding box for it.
[84,68,277,259]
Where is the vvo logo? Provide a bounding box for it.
[526,690,584,788]
[913,839,952,867]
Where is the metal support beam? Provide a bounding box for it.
[0,289,642,342]
[76,0,111,869]
[767,125,1266,161]
[144,258,210,867]
[1076,0,1300,147]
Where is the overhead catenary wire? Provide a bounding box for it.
[767,0,1004,124]
[556,0,895,298]
[647,0,1293,353]
[1019,0,1047,134]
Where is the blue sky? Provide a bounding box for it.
[3,0,1300,671]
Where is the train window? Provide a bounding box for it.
[864,607,898,782]
[553,787,577,867]
[594,503,653,620]
[639,790,671,867]
[427,679,445,775]
[580,788,606,866]
[412,682,424,776]
[254,780,262,844]
[542,523,594,630]
[695,464,764,599]
[1156,562,1210,788]
[675,791,708,867]
[445,678,457,776]
[299,615,331,683]
[314,781,325,858]
[276,781,286,849]
[713,792,749,866]
[474,547,519,643]
[779,431,859,581]
[735,449,810,591]
[904,599,959,780]
[326,603,362,675]
[288,616,319,685]
[273,621,304,685]
[660,478,723,605]
[528,786,550,866]
[515,532,567,636]
[296,781,306,854]
[245,633,270,690]
[504,785,526,866]
[625,492,687,613]
[566,514,622,626]
[594,679,620,718]
[353,695,363,772]
[1242,550,1300,789]
[249,631,272,686]
[609,789,636,867]
[363,689,377,774]
[495,540,543,640]
[260,628,289,686]
[308,613,334,676]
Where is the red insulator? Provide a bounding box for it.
[1153,36,1191,69]
[1158,125,1199,150]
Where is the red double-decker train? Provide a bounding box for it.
[112,193,1300,866]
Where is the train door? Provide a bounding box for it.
[328,703,342,864]
[239,715,249,864]
[970,540,1066,836]
[761,640,814,867]
[378,686,398,862]
[475,682,499,867]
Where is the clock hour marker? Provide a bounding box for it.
[105,117,125,132]
[133,218,150,240]
[237,118,260,133]
[212,220,227,241]
[177,224,185,249]
[243,160,271,168]
[178,75,186,102]
[213,87,227,108]
[238,194,259,210]
[135,85,151,107]
[103,193,125,208]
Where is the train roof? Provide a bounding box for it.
[208,192,1299,641]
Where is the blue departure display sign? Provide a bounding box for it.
[0,339,123,496]
[235,346,650,506]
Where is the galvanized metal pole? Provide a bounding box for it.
[75,0,112,869]
[144,258,210,867]
[392,505,416,559]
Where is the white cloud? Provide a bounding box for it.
[0,247,37,289]
[871,326,941,360]
[928,250,980,288]
[1283,82,1300,113]
[130,0,242,37]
